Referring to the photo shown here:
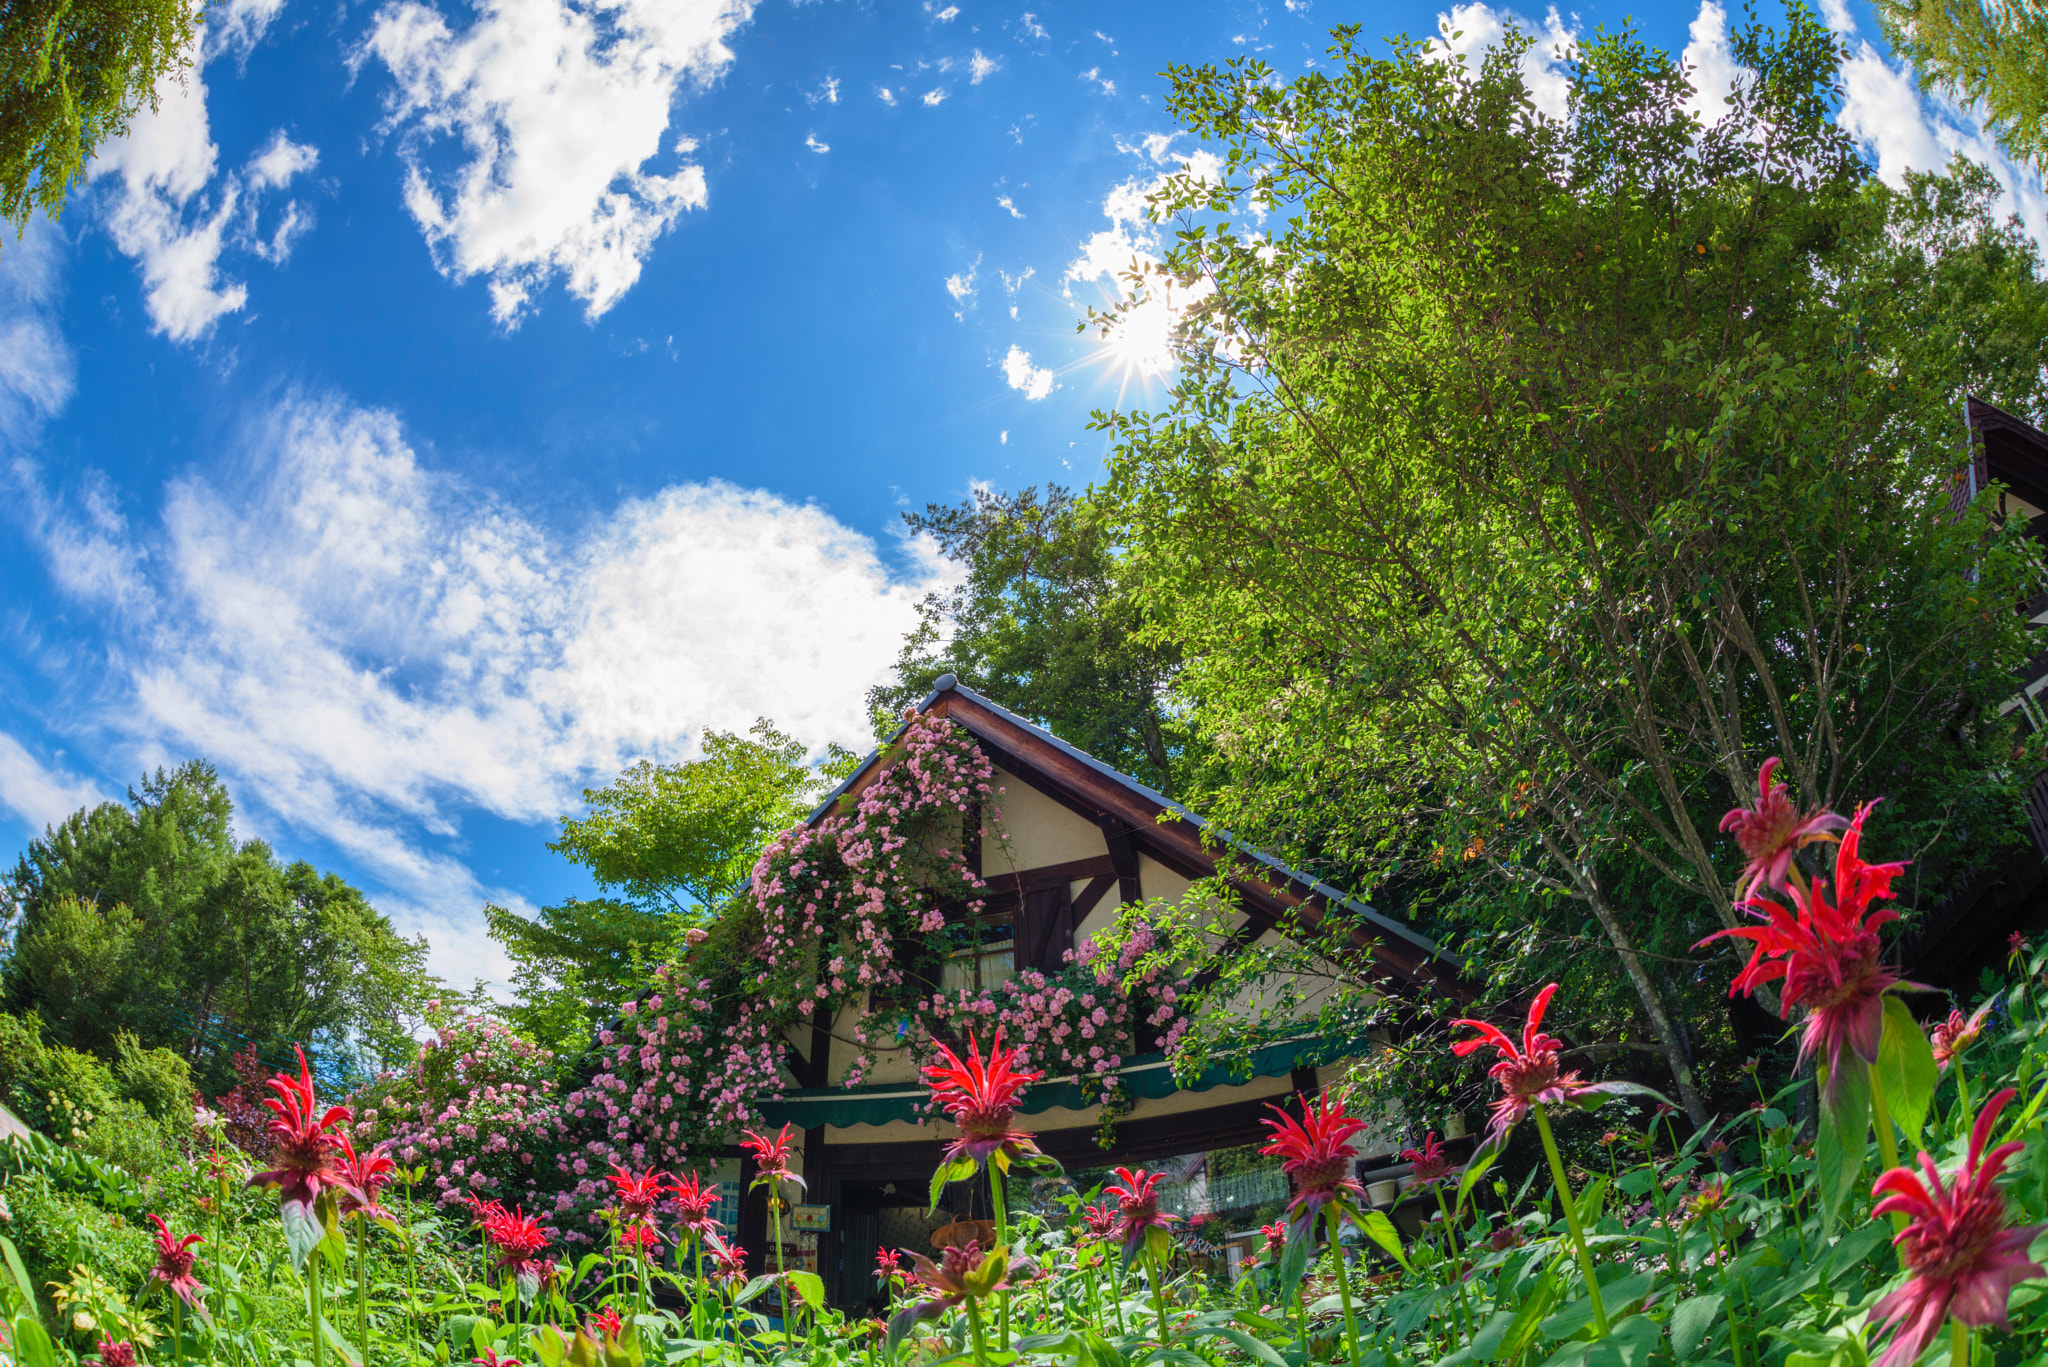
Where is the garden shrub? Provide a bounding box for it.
[109,1031,192,1125]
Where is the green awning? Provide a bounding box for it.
[755,1035,1346,1131]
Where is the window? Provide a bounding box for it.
[940,918,1016,993]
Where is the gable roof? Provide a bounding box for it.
[810,675,1478,1003]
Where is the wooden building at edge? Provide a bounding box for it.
[728,675,1478,1305]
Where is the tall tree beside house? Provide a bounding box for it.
[0,760,434,1088]
[1096,12,2048,1124]
[0,0,202,237]
[1873,0,2048,179]
[869,484,1206,798]
[487,719,828,1053]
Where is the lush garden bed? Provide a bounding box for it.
[1,768,2045,1367]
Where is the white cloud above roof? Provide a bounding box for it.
[362,0,754,326]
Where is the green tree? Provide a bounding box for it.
[488,719,825,1050]
[1096,13,2048,1123]
[0,0,202,236]
[1874,0,2048,176]
[869,484,1205,797]
[1,761,435,1088]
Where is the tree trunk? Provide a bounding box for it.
[1581,883,1712,1130]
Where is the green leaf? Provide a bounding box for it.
[929,1155,978,1211]
[1455,1134,1502,1220]
[1185,1326,1286,1367]
[784,1271,825,1313]
[1815,1057,1872,1232]
[1355,1209,1410,1270]
[1499,1269,1562,1361]
[1587,1315,1663,1367]
[1540,1272,1658,1340]
[1876,995,1937,1152]
[1669,1294,1725,1360]
[0,1236,35,1315]
[1576,1174,1611,1227]
[11,1315,56,1367]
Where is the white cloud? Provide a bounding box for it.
[1080,66,1116,96]
[997,194,1023,218]
[946,255,980,307]
[969,49,1001,83]
[923,88,947,106]
[1000,430,1008,443]
[1002,343,1056,399]
[247,130,318,191]
[0,219,76,447]
[1020,11,1047,40]
[1429,3,1578,122]
[0,735,108,834]
[805,133,831,153]
[205,0,287,64]
[362,0,754,326]
[10,393,954,983]
[878,87,898,105]
[1679,2,1740,127]
[808,75,840,105]
[929,2,959,18]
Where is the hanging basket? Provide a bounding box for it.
[931,1217,997,1252]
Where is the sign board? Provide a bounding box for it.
[790,1203,831,1232]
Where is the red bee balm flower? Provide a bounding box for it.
[247,1046,359,1263]
[333,1135,396,1221]
[97,1342,136,1367]
[921,1028,1047,1171]
[1400,1131,1453,1187]
[590,1307,625,1341]
[1262,1091,1368,1238]
[609,1165,668,1222]
[706,1230,749,1284]
[875,1245,907,1290]
[1721,757,1849,898]
[478,1203,552,1301]
[615,1222,661,1254]
[1932,1000,1996,1072]
[1453,985,1628,1143]
[740,1124,803,1189]
[1103,1167,1178,1263]
[669,1172,721,1238]
[145,1214,206,1309]
[1698,804,1915,1092]
[886,1242,1038,1351]
[1260,1222,1286,1256]
[1080,1203,1117,1241]
[1869,1088,2046,1367]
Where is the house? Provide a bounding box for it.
[728,675,1477,1306]
[1897,397,2048,982]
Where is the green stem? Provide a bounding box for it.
[1869,1064,1908,1237]
[1145,1249,1173,1347]
[1954,1061,1974,1133]
[1953,1318,1969,1367]
[309,1249,326,1367]
[1326,1204,1363,1367]
[965,1295,992,1367]
[1432,1185,1475,1346]
[769,1197,789,1336]
[989,1167,1010,1354]
[355,1215,368,1367]
[173,1289,184,1367]
[1534,1104,1608,1337]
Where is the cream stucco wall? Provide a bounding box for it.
[981,767,1106,874]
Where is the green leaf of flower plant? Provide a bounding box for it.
[784,1271,825,1313]
[11,1315,56,1367]
[1669,1293,1725,1360]
[1815,1057,1872,1234]
[1355,1209,1409,1271]
[1455,1134,1502,1221]
[1877,995,1937,1151]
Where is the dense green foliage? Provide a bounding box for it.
[1,762,433,1090]
[0,0,200,236]
[485,721,825,1054]
[870,486,1205,797]
[1092,10,2048,1125]
[1874,0,2048,176]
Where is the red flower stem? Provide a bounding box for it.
[1533,1105,1608,1337]
[1324,1204,1363,1367]
[1867,1064,1908,1237]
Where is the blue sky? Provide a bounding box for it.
[0,0,2040,991]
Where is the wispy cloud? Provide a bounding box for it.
[1002,343,1055,399]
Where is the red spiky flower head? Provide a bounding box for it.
[1261,1091,1368,1241]
[1721,757,1849,899]
[922,1028,1047,1172]
[1400,1132,1452,1187]
[97,1342,136,1367]
[1080,1202,1117,1241]
[706,1230,749,1285]
[1869,1088,2046,1367]
[333,1135,396,1222]
[608,1165,667,1222]
[1452,985,1646,1145]
[740,1124,804,1192]
[477,1202,552,1303]
[247,1045,359,1265]
[615,1222,661,1255]
[1932,1000,1997,1072]
[670,1172,721,1238]
[885,1242,1038,1354]
[1697,804,1915,1095]
[1103,1166,1178,1266]
[145,1214,206,1311]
